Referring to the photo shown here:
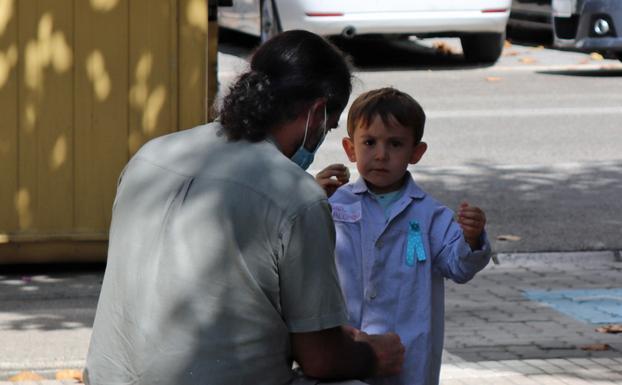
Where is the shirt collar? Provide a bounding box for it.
[351,171,426,199]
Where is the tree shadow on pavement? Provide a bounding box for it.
[412,160,622,254]
[0,263,104,331]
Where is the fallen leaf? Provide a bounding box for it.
[590,52,604,60]
[595,324,622,334]
[519,57,536,64]
[504,40,512,49]
[486,76,503,82]
[503,50,519,57]
[433,41,455,55]
[496,234,521,242]
[534,45,545,50]
[9,371,45,381]
[56,369,84,382]
[579,343,610,351]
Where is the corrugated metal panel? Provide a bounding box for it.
[0,0,210,264]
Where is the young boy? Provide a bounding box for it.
[317,88,491,385]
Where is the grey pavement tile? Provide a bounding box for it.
[450,362,488,371]
[586,357,622,371]
[602,372,622,382]
[476,360,507,370]
[539,349,595,359]
[505,374,545,385]
[469,377,503,384]
[497,322,542,333]
[566,357,605,369]
[572,368,621,384]
[445,336,497,345]
[446,352,487,362]
[521,359,566,374]
[440,379,470,385]
[553,375,595,385]
[589,357,622,366]
[478,351,521,361]
[523,374,570,385]
[505,363,545,375]
[544,358,584,369]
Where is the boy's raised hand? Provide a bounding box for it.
[315,163,350,197]
[457,201,487,250]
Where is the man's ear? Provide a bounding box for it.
[342,137,357,162]
[410,142,427,164]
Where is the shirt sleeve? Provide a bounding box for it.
[430,206,492,283]
[278,199,348,333]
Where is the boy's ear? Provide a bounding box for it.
[342,137,357,162]
[409,142,427,165]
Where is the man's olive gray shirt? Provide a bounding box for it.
[85,123,347,385]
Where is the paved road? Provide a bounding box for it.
[219,32,622,255]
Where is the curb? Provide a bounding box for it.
[493,250,620,265]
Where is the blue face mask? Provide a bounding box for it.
[291,106,327,170]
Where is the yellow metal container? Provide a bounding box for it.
[0,0,214,263]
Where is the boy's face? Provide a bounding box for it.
[343,115,427,194]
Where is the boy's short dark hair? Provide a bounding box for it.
[347,87,425,144]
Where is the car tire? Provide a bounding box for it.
[260,0,281,44]
[460,32,505,63]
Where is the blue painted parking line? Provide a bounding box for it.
[524,288,622,324]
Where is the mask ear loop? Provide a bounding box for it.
[311,105,328,152]
[299,109,311,149]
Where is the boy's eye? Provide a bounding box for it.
[390,140,403,147]
[363,139,375,146]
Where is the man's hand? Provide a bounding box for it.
[315,163,350,197]
[354,331,405,377]
[457,201,487,250]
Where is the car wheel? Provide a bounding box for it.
[460,32,505,64]
[260,0,281,44]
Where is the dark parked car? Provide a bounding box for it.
[509,0,552,31]
[509,0,622,61]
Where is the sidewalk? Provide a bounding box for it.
[440,250,622,384]
[1,251,621,384]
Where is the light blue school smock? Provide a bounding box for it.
[329,174,491,385]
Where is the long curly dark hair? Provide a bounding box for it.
[218,30,352,142]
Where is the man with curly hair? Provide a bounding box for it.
[84,30,405,385]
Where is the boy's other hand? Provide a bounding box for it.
[315,163,350,197]
[354,331,405,377]
[457,201,486,250]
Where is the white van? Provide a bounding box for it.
[219,0,512,63]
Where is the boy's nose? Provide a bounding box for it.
[375,145,389,160]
